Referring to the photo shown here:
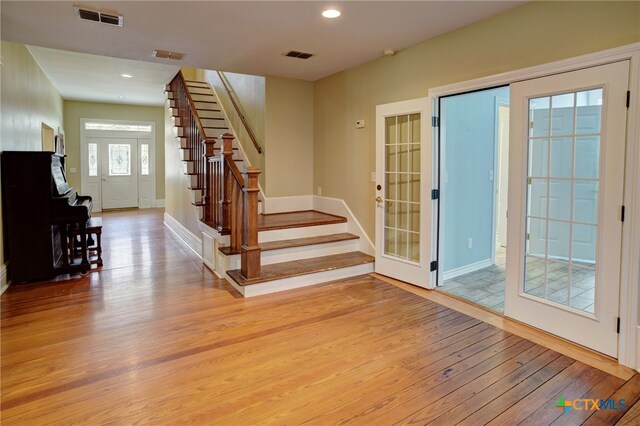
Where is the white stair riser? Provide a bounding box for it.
[224,240,360,270]
[227,263,374,297]
[190,175,199,187]
[174,127,184,137]
[166,99,176,108]
[166,91,174,98]
[165,84,171,91]
[191,191,203,203]
[172,116,181,126]
[197,110,225,119]
[258,223,348,243]
[201,118,226,127]
[182,162,195,174]
[204,128,228,138]
[194,101,217,109]
[190,94,215,101]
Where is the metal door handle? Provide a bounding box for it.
[375,196,383,203]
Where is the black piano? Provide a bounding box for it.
[1,151,93,282]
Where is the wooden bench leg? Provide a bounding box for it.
[96,231,103,267]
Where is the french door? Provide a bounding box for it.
[505,61,630,357]
[375,98,432,287]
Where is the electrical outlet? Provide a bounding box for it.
[69,167,77,173]
[468,238,473,249]
[317,186,322,196]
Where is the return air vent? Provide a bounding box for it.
[152,50,185,61]
[75,7,124,26]
[285,51,314,59]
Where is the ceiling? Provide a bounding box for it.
[27,46,179,106]
[2,1,527,82]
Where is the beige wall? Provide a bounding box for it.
[0,42,64,152]
[313,1,640,241]
[0,41,64,270]
[205,70,267,189]
[63,101,165,199]
[265,76,314,197]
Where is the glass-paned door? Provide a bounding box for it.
[375,98,431,287]
[505,61,629,357]
[101,138,139,209]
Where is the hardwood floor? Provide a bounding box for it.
[2,208,639,425]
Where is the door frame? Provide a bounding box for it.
[425,43,640,369]
[80,118,156,212]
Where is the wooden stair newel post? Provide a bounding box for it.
[220,134,234,236]
[241,167,261,280]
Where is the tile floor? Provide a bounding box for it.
[438,246,596,314]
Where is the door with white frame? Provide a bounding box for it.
[375,98,432,287]
[505,61,630,357]
[81,119,156,212]
[101,138,139,209]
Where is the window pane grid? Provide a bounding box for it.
[384,113,421,263]
[524,88,602,314]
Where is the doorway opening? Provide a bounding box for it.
[437,86,510,313]
[80,118,156,212]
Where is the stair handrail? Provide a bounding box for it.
[216,71,263,155]
[172,71,217,145]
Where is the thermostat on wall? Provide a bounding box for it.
[355,120,365,129]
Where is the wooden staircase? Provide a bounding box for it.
[166,71,373,297]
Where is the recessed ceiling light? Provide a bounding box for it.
[121,73,133,78]
[118,95,126,99]
[322,9,341,18]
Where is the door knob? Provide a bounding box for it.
[375,196,383,203]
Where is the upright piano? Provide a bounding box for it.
[1,151,93,282]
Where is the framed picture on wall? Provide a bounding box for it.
[55,131,65,155]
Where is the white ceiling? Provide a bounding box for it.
[27,46,179,106]
[2,1,527,82]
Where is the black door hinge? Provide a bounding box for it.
[626,91,631,108]
[621,205,625,222]
[431,189,440,200]
[432,116,440,127]
[617,317,621,334]
[430,261,438,272]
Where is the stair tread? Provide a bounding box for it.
[227,251,374,286]
[219,232,359,255]
[258,210,347,231]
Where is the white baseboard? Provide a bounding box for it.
[263,195,314,214]
[155,199,166,208]
[163,212,202,258]
[1,264,9,295]
[313,195,375,256]
[636,326,640,372]
[443,258,493,281]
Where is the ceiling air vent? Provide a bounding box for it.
[152,50,185,61]
[75,7,124,27]
[285,51,314,59]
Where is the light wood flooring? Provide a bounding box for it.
[2,209,639,425]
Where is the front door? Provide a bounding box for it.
[505,61,629,357]
[375,98,432,287]
[101,138,139,209]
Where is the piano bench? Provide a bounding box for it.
[69,217,103,267]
